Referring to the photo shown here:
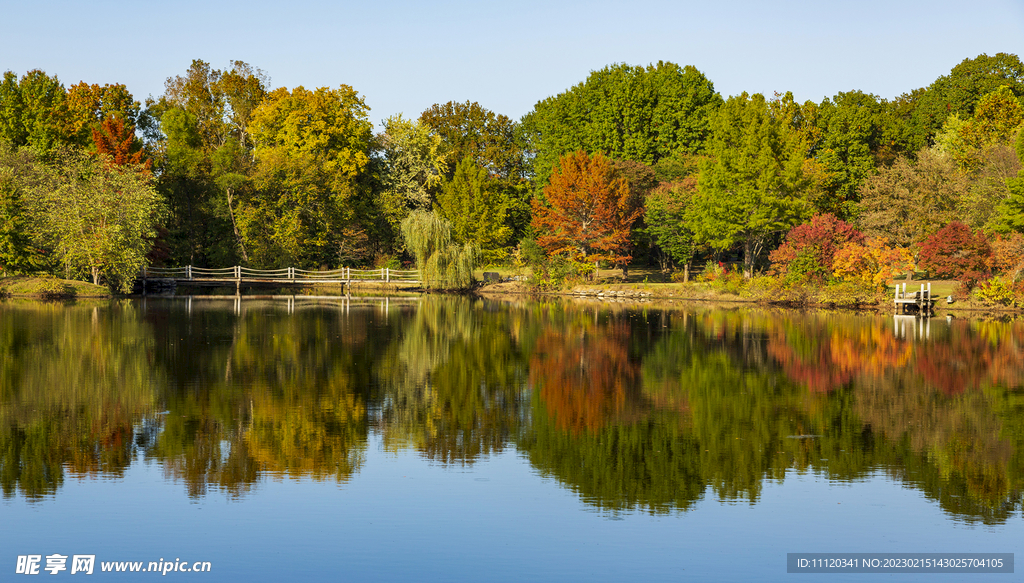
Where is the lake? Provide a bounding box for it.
[1,296,1021,581]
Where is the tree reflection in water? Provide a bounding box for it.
[1,298,1022,524]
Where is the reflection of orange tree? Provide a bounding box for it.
[0,303,158,499]
[767,315,911,393]
[529,320,640,434]
[764,311,1024,522]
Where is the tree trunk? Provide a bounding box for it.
[743,237,754,279]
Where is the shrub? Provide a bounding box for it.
[833,238,915,289]
[769,213,865,281]
[973,277,1024,307]
[918,222,991,288]
[36,278,76,300]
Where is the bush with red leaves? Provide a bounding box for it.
[918,222,991,288]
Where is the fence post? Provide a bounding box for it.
[386,268,390,283]
[187,265,192,280]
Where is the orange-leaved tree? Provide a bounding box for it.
[92,117,150,170]
[530,150,642,274]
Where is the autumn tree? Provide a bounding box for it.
[769,213,865,282]
[690,92,816,277]
[857,148,967,247]
[531,151,642,274]
[832,238,915,289]
[241,84,374,268]
[918,222,992,286]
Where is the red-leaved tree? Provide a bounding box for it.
[92,117,150,170]
[769,213,865,280]
[531,151,642,273]
[918,222,991,287]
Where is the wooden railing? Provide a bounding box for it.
[142,266,420,284]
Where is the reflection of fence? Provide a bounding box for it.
[140,266,420,293]
[142,294,420,316]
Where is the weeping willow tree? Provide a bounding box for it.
[401,210,478,289]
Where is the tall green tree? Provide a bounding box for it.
[0,142,39,273]
[375,114,448,239]
[691,93,815,277]
[420,101,532,241]
[434,156,512,263]
[523,61,722,188]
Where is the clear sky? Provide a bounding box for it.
[3,0,1023,126]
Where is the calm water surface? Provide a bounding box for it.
[1,296,1021,581]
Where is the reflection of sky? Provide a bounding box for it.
[3,435,1018,583]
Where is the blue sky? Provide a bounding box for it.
[4,0,1023,126]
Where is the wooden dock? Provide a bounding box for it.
[894,282,935,315]
[140,266,420,294]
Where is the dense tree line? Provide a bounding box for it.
[2,53,1023,290]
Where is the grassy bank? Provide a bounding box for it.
[0,276,110,299]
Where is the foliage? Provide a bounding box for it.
[238,83,374,268]
[989,232,1024,279]
[400,210,477,289]
[832,237,914,289]
[972,277,1024,307]
[813,91,910,218]
[419,100,526,181]
[690,92,816,277]
[376,114,447,227]
[434,156,511,263]
[524,61,722,187]
[0,142,39,273]
[918,222,992,287]
[644,177,697,271]
[696,260,746,294]
[856,148,967,247]
[22,147,166,293]
[911,53,1024,145]
[934,86,1024,173]
[531,151,642,271]
[769,213,864,282]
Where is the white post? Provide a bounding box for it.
[386,268,390,283]
[187,265,192,280]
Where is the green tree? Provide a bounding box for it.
[400,210,477,289]
[643,177,697,271]
[523,61,722,188]
[434,156,511,263]
[912,53,1024,146]
[0,143,38,273]
[690,92,815,277]
[23,147,166,292]
[0,70,71,155]
[420,101,532,240]
[375,114,448,236]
